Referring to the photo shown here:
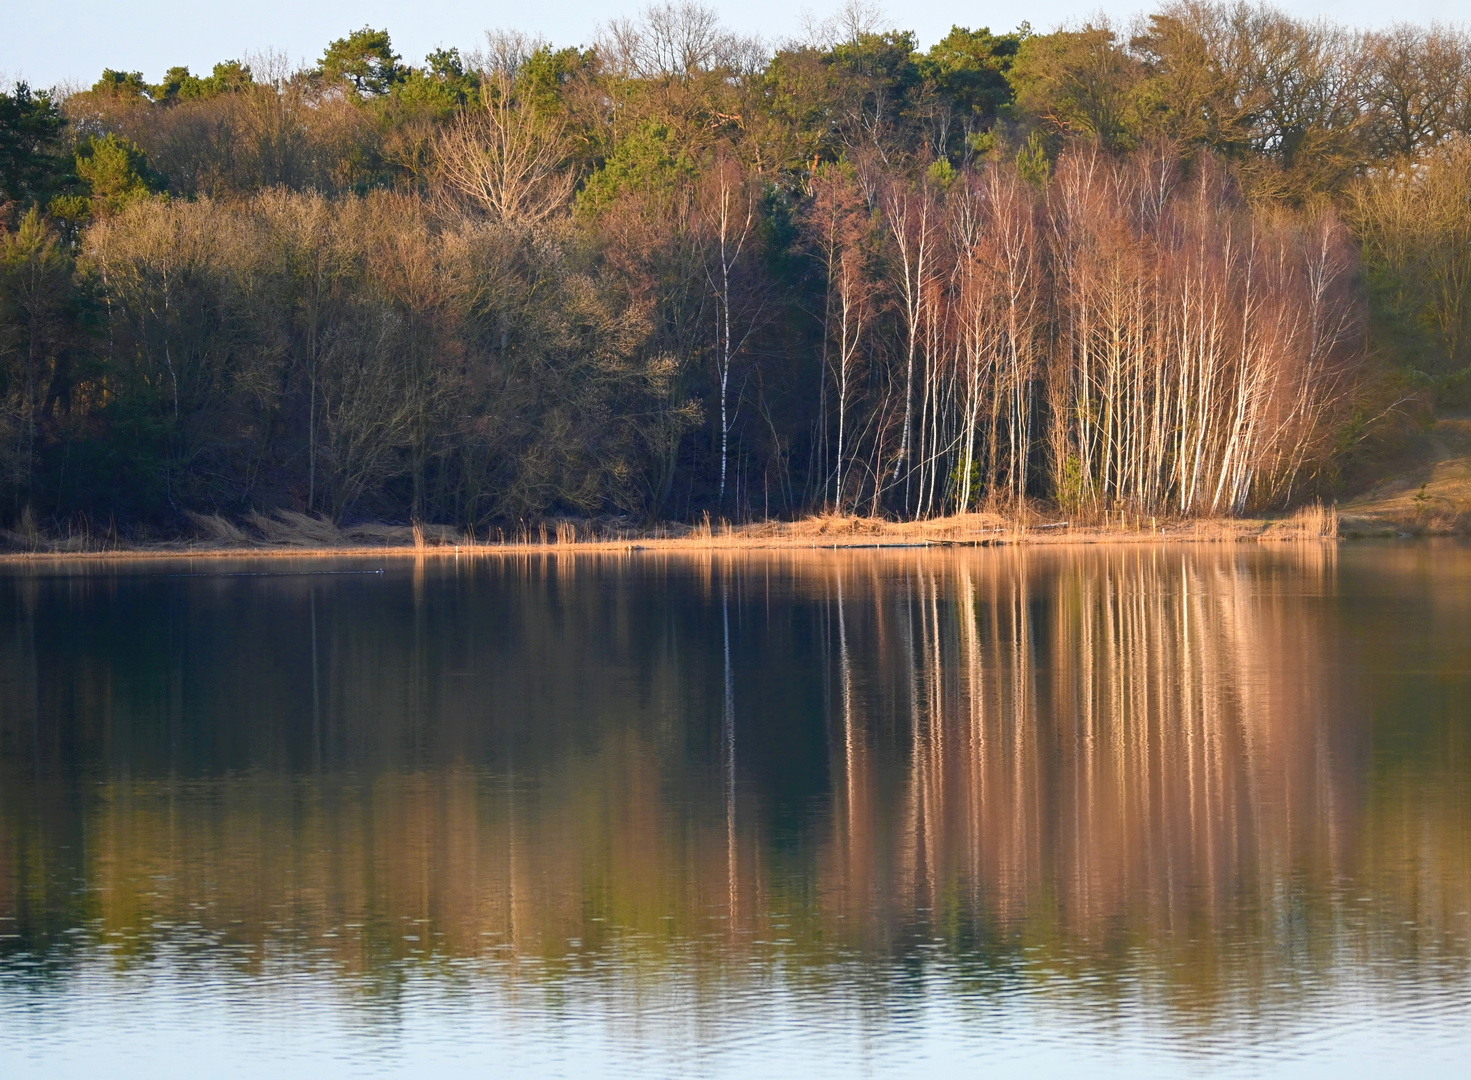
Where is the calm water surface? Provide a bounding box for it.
[1,544,1469,1078]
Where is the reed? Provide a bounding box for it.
[1289,501,1341,539]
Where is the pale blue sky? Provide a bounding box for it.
[4,0,1466,92]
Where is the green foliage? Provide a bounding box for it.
[75,135,165,216]
[91,69,152,101]
[920,26,1022,128]
[1129,14,1250,157]
[759,47,848,168]
[390,49,481,116]
[1015,130,1050,186]
[926,158,956,188]
[577,123,699,216]
[45,194,92,240]
[949,456,985,509]
[151,61,254,103]
[1006,26,1143,149]
[319,27,404,96]
[1054,454,1088,514]
[0,83,70,218]
[968,130,998,157]
[519,46,595,111]
[827,30,920,89]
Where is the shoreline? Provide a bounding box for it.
[7,412,1465,564]
[0,509,1433,563]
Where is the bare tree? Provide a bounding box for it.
[601,2,761,80]
[1363,23,1470,160]
[434,71,574,225]
[698,155,761,505]
[883,179,940,510]
[807,164,872,510]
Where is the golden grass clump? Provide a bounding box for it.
[1289,501,1340,539]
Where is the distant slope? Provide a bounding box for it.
[1341,418,1471,535]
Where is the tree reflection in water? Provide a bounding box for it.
[0,546,1468,1057]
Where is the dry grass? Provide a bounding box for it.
[1300,501,1339,538]
[0,507,119,554]
[1259,501,1340,540]
[0,502,1368,564]
[185,511,253,545]
[246,509,344,546]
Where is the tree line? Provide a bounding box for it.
[1,1,1469,534]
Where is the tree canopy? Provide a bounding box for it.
[0,3,1466,539]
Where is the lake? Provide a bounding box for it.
[2,544,1468,1078]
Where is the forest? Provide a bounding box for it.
[1,1,1469,536]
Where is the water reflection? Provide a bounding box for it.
[1,546,1468,1075]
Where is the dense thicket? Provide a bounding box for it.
[1,2,1468,533]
